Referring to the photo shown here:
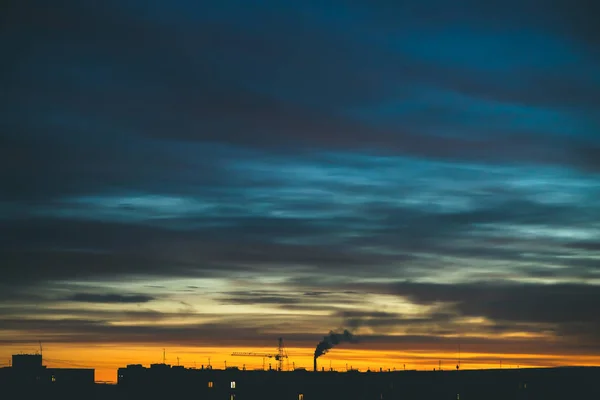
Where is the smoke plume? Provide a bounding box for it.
[314,329,356,359]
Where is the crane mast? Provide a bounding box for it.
[231,337,288,371]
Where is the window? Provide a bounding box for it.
[51,375,56,383]
[230,395,235,400]
[208,381,213,388]
[299,394,304,400]
[230,381,236,389]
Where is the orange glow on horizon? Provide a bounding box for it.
[2,344,599,383]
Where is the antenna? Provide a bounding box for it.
[163,349,166,364]
[39,341,43,363]
[177,357,180,366]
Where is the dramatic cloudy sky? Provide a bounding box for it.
[1,0,600,381]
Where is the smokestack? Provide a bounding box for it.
[313,357,317,372]
[313,329,357,370]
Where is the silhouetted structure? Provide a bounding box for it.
[232,337,289,371]
[313,330,355,372]
[2,353,600,399]
[12,354,43,369]
[0,354,94,387]
[115,363,600,400]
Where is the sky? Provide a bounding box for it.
[1,0,600,382]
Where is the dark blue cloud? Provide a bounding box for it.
[1,0,599,354]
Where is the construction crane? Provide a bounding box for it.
[231,337,288,371]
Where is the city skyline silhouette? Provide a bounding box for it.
[2,0,600,391]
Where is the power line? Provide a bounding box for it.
[44,358,95,369]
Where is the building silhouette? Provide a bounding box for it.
[2,353,600,399]
[0,354,94,387]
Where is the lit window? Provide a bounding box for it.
[230,381,236,389]
[208,381,213,388]
[230,395,235,400]
[299,395,304,400]
[51,375,56,382]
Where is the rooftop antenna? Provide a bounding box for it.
[177,357,180,366]
[457,343,461,370]
[39,341,43,363]
[208,357,211,369]
[163,349,166,364]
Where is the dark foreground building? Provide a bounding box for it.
[2,358,599,400]
[0,354,95,400]
[115,363,600,400]
[0,354,94,387]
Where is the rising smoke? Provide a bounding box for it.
[314,329,357,359]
